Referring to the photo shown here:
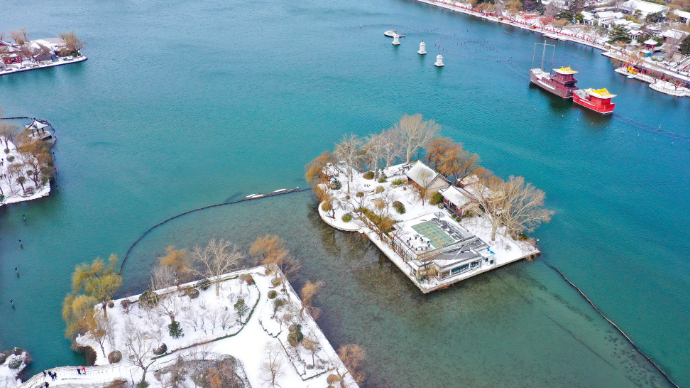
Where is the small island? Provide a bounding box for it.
[0,113,56,207]
[307,114,553,293]
[1,30,86,76]
[16,237,365,388]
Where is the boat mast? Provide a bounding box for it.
[533,41,555,71]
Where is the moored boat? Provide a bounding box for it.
[572,88,616,114]
[530,66,579,98]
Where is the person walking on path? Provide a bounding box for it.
[82,366,86,375]
[18,239,23,249]
[76,367,81,375]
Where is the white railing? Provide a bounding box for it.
[20,365,135,388]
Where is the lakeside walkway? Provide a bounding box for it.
[0,56,87,77]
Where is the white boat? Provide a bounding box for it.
[384,30,405,38]
[272,189,288,193]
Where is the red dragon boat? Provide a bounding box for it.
[572,88,616,114]
[530,66,579,98]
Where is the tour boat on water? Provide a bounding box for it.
[572,88,616,114]
[530,66,579,98]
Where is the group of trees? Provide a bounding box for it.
[306,114,553,243]
[306,114,440,193]
[0,113,55,199]
[0,29,84,65]
[62,255,122,358]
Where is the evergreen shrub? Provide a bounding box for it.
[8,358,22,369]
[196,279,211,291]
[169,321,184,339]
[430,191,443,205]
[267,290,278,299]
[393,201,406,214]
[331,180,342,190]
[363,171,375,180]
[342,213,353,223]
[375,186,385,194]
[139,290,159,308]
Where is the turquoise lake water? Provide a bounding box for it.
[1,0,689,386]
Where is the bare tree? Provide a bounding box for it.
[159,246,191,288]
[90,310,115,359]
[394,114,440,163]
[124,319,158,384]
[304,151,335,194]
[499,176,554,238]
[10,28,27,45]
[299,280,324,318]
[335,344,366,387]
[425,138,479,183]
[59,31,85,55]
[362,133,385,176]
[380,128,404,168]
[260,343,285,388]
[334,133,363,194]
[0,120,20,149]
[190,238,244,296]
[301,334,322,367]
[473,176,506,241]
[415,169,434,205]
[250,235,301,281]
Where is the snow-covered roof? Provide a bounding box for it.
[674,9,690,20]
[644,39,659,45]
[26,120,49,130]
[662,29,687,40]
[405,161,443,188]
[439,186,474,208]
[581,11,595,20]
[620,0,668,17]
[596,11,624,20]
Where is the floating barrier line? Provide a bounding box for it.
[120,187,310,271]
[542,261,679,388]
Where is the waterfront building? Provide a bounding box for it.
[438,185,479,217]
[405,160,450,192]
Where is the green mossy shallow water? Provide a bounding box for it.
[0,0,688,385]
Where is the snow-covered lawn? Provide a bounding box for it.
[318,163,539,293]
[0,139,50,207]
[55,267,360,388]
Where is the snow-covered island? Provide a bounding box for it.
[317,161,541,293]
[0,118,55,207]
[307,115,551,294]
[20,267,359,388]
[1,30,87,76]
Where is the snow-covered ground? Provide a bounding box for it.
[18,267,357,388]
[0,351,29,388]
[318,163,539,293]
[0,139,51,207]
